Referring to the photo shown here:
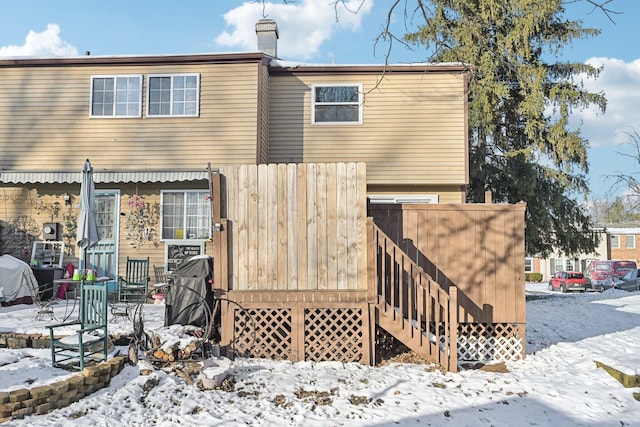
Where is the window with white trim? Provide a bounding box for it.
[90,75,142,117]
[550,258,576,273]
[368,194,439,204]
[147,74,200,117]
[160,190,210,240]
[625,235,635,249]
[312,84,362,124]
[524,257,533,273]
[610,234,620,248]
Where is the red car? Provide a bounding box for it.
[548,271,587,293]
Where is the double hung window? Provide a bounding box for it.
[147,74,200,117]
[160,190,210,240]
[312,84,362,124]
[90,75,142,117]
[625,235,635,249]
[610,235,620,249]
[524,257,533,273]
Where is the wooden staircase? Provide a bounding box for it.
[368,219,458,372]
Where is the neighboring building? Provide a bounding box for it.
[0,20,471,280]
[602,222,640,263]
[526,223,640,281]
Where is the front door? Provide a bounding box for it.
[84,191,119,279]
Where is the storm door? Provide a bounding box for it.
[84,190,119,279]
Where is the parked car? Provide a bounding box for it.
[585,260,638,292]
[613,269,640,292]
[548,271,587,293]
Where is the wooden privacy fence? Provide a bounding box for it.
[216,163,375,363]
[219,162,368,292]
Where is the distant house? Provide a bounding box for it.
[0,19,470,277]
[526,222,640,281]
[601,222,640,262]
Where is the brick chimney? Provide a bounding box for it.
[255,19,279,58]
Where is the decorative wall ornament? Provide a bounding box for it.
[124,194,159,249]
[62,213,77,243]
[36,198,61,221]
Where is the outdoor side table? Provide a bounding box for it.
[53,277,111,322]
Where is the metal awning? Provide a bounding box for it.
[0,169,212,184]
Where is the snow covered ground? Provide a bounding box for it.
[1,283,640,426]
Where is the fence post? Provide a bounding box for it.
[366,218,377,365]
[449,285,458,373]
[366,219,377,303]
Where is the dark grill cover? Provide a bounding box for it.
[165,255,214,327]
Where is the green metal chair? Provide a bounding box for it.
[46,282,109,371]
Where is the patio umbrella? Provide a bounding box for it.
[76,159,101,323]
[76,159,101,268]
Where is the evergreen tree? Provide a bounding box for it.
[403,0,608,257]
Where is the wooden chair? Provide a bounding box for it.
[46,282,108,371]
[153,265,167,283]
[151,265,168,304]
[117,257,150,303]
[110,257,150,320]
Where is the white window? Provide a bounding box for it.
[625,235,636,249]
[147,74,200,117]
[550,258,576,273]
[160,190,210,240]
[610,235,620,248]
[524,257,533,273]
[368,194,439,204]
[312,84,362,124]
[90,75,142,117]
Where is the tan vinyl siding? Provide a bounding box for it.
[268,72,468,188]
[0,62,261,171]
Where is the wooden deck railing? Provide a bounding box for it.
[367,218,458,371]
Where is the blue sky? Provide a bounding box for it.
[0,0,638,199]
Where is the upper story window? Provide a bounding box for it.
[625,235,635,249]
[610,234,620,249]
[312,84,362,125]
[147,74,200,117]
[160,190,210,240]
[90,75,142,117]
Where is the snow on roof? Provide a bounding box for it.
[270,59,468,68]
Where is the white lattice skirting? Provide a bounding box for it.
[456,334,524,362]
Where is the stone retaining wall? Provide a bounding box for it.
[0,333,129,423]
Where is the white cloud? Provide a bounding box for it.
[0,24,78,57]
[571,57,640,147]
[215,0,373,60]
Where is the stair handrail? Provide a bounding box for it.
[367,218,458,371]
